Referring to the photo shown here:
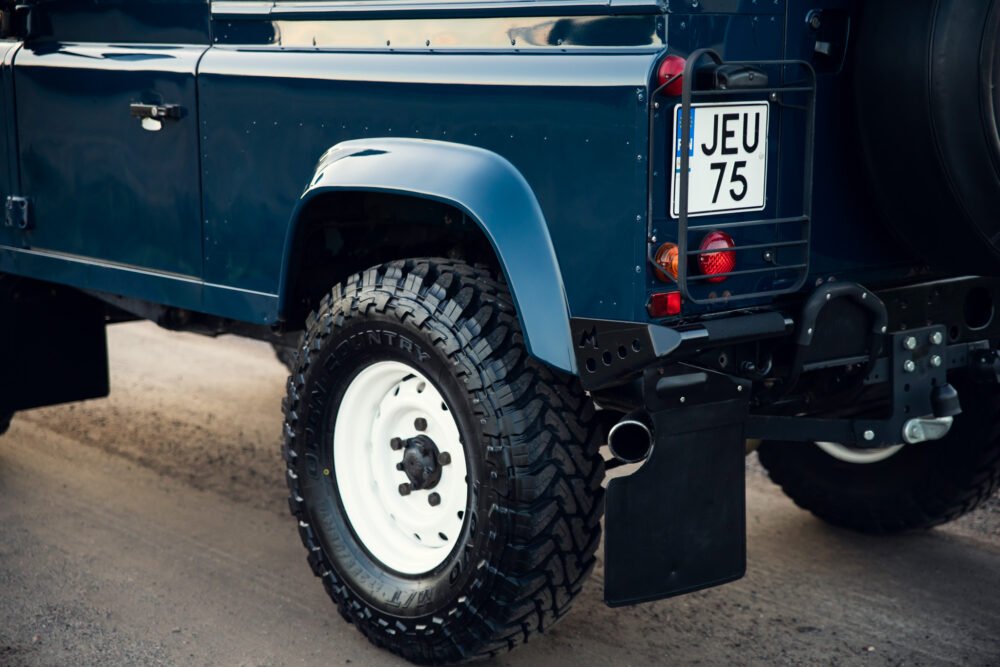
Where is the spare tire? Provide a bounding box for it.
[856,0,1000,274]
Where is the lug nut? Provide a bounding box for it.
[438,452,452,466]
[414,418,428,431]
[903,360,916,373]
[428,492,441,507]
[863,430,875,441]
[390,437,404,450]
[930,355,943,368]
[930,331,944,346]
[396,462,405,471]
[903,336,917,351]
[398,483,412,496]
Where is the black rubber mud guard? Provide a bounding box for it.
[0,278,109,414]
[604,370,749,606]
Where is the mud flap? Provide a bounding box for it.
[604,370,749,606]
[0,278,109,414]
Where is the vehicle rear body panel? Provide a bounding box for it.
[0,0,923,353]
[199,29,654,322]
[0,40,18,250]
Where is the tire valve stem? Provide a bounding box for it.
[428,492,441,507]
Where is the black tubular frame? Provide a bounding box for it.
[649,48,817,305]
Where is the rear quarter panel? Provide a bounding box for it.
[200,13,658,324]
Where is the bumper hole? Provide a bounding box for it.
[964,287,994,330]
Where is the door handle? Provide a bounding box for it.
[129,103,183,121]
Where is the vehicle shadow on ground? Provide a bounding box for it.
[499,494,1000,666]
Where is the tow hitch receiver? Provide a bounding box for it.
[746,323,960,446]
[744,282,961,447]
[605,367,750,606]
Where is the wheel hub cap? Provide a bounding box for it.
[399,434,444,491]
[333,361,469,575]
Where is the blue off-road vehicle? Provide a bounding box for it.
[2,0,1000,662]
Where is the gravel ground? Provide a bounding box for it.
[1,321,998,666]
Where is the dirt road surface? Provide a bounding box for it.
[2,322,999,666]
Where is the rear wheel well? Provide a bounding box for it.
[282,191,501,328]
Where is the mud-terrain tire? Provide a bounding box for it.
[0,411,11,436]
[757,384,1000,534]
[855,0,1000,274]
[282,258,604,664]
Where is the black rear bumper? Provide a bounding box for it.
[578,276,1000,607]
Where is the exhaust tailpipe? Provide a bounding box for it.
[607,414,653,464]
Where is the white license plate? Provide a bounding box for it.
[671,102,769,218]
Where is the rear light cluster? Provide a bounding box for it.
[653,231,736,284]
[648,231,736,318]
[696,231,737,283]
[656,55,686,96]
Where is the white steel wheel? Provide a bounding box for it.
[334,360,469,575]
[814,440,904,464]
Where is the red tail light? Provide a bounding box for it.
[648,291,682,317]
[656,56,686,96]
[698,231,736,283]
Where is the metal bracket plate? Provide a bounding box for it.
[4,196,29,230]
[746,325,952,446]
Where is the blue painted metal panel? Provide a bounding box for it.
[198,48,656,332]
[286,138,576,372]
[24,0,210,44]
[13,43,206,277]
[781,0,913,284]
[0,40,21,250]
[0,245,278,323]
[0,0,927,371]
